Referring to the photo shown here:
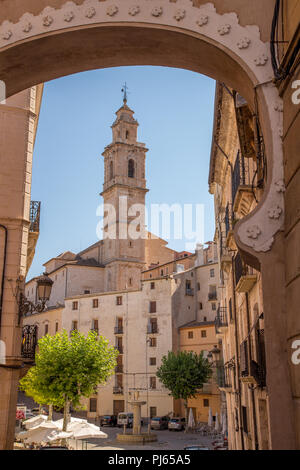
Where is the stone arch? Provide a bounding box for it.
[0,0,284,265]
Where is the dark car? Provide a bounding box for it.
[150,416,169,430]
[100,415,117,426]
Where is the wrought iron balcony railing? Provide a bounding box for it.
[21,325,38,360]
[185,288,194,296]
[29,201,41,233]
[224,203,234,238]
[216,362,234,389]
[113,386,123,394]
[232,151,256,206]
[215,307,228,332]
[114,326,124,334]
[147,325,159,334]
[208,292,217,301]
[234,252,255,287]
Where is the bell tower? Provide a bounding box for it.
[101,92,148,292]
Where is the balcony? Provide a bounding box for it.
[208,292,217,301]
[224,203,236,250]
[219,232,232,271]
[185,288,194,296]
[147,325,159,334]
[21,325,38,362]
[215,307,228,335]
[240,332,266,388]
[234,252,257,293]
[113,386,124,394]
[115,346,123,354]
[115,365,123,373]
[114,326,124,334]
[26,201,41,275]
[217,362,234,392]
[232,152,256,217]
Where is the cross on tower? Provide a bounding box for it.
[121,82,129,103]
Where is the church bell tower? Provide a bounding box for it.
[101,89,148,292]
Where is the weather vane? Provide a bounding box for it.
[121,82,129,103]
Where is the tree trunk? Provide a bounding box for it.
[39,404,42,415]
[48,404,53,421]
[184,400,188,433]
[63,399,70,432]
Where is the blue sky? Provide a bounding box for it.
[28,66,216,279]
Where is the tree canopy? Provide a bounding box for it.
[156,350,212,402]
[20,330,118,411]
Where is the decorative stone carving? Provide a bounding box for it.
[42,15,54,27]
[246,225,261,240]
[196,15,209,27]
[254,53,268,66]
[275,180,285,193]
[85,7,96,19]
[174,9,186,21]
[218,24,231,35]
[274,102,283,112]
[63,11,75,22]
[237,37,251,49]
[268,205,282,220]
[2,30,12,40]
[278,126,283,138]
[107,5,119,17]
[128,6,141,16]
[22,22,33,33]
[151,7,163,18]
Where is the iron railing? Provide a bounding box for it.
[115,365,123,373]
[225,203,233,237]
[240,339,249,377]
[215,307,228,332]
[147,325,159,334]
[114,326,123,334]
[29,201,41,233]
[21,325,38,360]
[232,152,257,205]
[185,288,194,296]
[234,252,254,286]
[216,362,234,389]
[113,386,123,394]
[208,291,217,301]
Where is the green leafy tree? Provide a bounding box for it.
[156,351,212,430]
[20,330,118,430]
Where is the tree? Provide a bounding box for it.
[20,330,118,431]
[156,351,212,430]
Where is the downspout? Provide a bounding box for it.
[231,256,244,450]
[0,225,8,333]
[245,292,259,450]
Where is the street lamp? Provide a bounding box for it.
[19,273,53,321]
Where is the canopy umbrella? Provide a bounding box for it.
[54,417,87,430]
[23,414,47,430]
[208,407,213,427]
[215,412,220,432]
[20,421,60,444]
[69,423,107,440]
[187,408,195,430]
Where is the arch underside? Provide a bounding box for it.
[0,0,284,260]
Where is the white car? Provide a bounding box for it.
[168,417,185,431]
[117,412,134,428]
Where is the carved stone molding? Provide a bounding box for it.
[0,0,284,254]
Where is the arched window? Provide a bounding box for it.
[109,161,114,180]
[128,159,135,178]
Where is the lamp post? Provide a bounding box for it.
[19,273,53,322]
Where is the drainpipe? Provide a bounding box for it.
[245,292,259,450]
[231,256,244,450]
[0,225,8,333]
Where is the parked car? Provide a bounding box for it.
[100,415,117,426]
[31,407,48,416]
[150,416,169,430]
[117,412,134,428]
[168,417,185,431]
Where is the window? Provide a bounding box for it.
[201,330,207,338]
[203,399,209,407]
[55,322,58,333]
[92,298,98,308]
[72,301,78,310]
[129,278,132,286]
[89,398,97,413]
[128,159,135,178]
[149,337,157,347]
[160,269,164,276]
[126,130,129,140]
[148,318,158,334]
[242,406,248,434]
[116,296,123,306]
[150,377,156,389]
[150,357,156,366]
[188,331,193,339]
[197,282,200,291]
[150,282,155,290]
[150,407,157,418]
[208,285,217,300]
[203,316,207,322]
[44,324,49,335]
[92,319,99,333]
[109,161,114,180]
[149,301,156,313]
[210,268,215,278]
[199,302,203,310]
[229,298,233,321]
[84,289,90,295]
[212,303,217,311]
